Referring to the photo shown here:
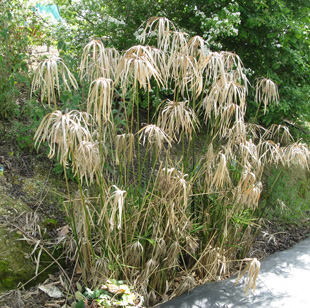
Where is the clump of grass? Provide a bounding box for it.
[32,16,310,307]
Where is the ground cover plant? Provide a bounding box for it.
[30,16,310,306]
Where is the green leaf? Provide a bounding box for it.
[57,40,67,52]
[92,287,101,299]
[75,291,85,301]
[75,300,86,308]
[76,282,82,292]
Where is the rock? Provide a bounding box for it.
[0,192,36,292]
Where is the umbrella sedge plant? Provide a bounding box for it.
[31,16,310,307]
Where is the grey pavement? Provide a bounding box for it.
[159,237,310,308]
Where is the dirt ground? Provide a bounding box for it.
[0,222,309,308]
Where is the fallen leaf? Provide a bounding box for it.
[38,284,63,298]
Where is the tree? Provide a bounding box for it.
[223,0,310,131]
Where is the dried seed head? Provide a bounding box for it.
[34,110,93,167]
[164,241,180,267]
[199,52,226,85]
[157,100,198,143]
[170,31,189,55]
[246,123,266,141]
[283,141,310,169]
[235,258,261,295]
[138,124,172,152]
[174,275,195,296]
[80,39,105,81]
[139,17,176,51]
[115,133,135,165]
[31,57,78,108]
[255,77,279,114]
[116,45,163,96]
[109,185,127,231]
[87,78,114,126]
[221,51,248,87]
[238,139,260,167]
[73,140,100,186]
[168,53,198,97]
[262,124,293,144]
[258,140,283,165]
[188,35,208,59]
[185,236,199,254]
[142,258,158,281]
[201,77,247,128]
[127,241,144,267]
[217,103,244,138]
[211,152,232,190]
[158,167,191,207]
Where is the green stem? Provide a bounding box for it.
[253,100,263,124]
[136,85,141,202]
[147,89,150,124]
[63,164,83,267]
[71,150,96,267]
[192,95,196,170]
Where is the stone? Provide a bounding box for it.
[0,193,36,291]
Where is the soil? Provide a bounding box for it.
[249,220,310,260]
[0,221,309,308]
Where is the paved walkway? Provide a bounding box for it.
[159,237,310,308]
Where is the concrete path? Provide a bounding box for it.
[159,237,310,308]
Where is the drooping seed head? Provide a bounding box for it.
[157,100,199,143]
[87,78,114,126]
[34,110,93,167]
[31,57,78,108]
[116,45,163,96]
[255,77,279,114]
[138,124,172,152]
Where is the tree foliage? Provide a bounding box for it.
[0,0,47,119]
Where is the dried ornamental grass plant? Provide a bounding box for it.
[31,16,310,307]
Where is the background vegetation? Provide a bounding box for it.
[54,0,310,136]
